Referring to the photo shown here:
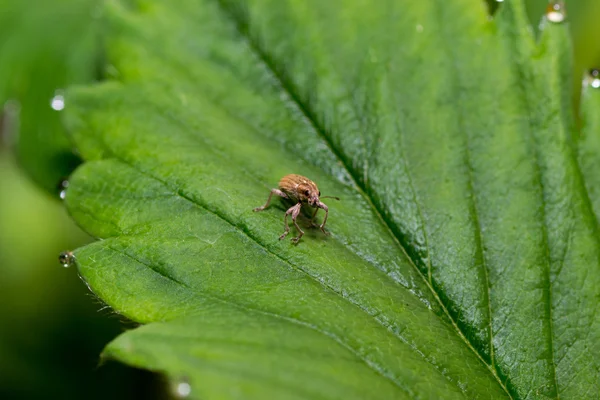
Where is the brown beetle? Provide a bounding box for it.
[253,174,339,243]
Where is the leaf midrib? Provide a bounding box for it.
[210,0,512,397]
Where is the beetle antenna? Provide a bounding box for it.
[321,196,340,200]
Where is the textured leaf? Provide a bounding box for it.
[579,81,600,229]
[63,0,600,398]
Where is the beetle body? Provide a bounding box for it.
[278,174,320,205]
[254,174,338,244]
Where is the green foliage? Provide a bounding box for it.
[0,150,160,399]
[61,0,600,398]
[0,0,99,193]
[579,85,600,224]
[0,1,166,398]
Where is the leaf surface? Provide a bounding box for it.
[64,0,600,398]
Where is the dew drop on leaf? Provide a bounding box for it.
[587,69,600,89]
[545,2,566,23]
[57,179,69,200]
[58,251,75,268]
[173,380,192,398]
[50,90,65,111]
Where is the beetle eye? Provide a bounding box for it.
[304,190,310,196]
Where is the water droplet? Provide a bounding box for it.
[416,24,424,33]
[58,251,75,268]
[587,69,600,89]
[50,90,65,111]
[57,179,69,200]
[174,380,192,398]
[546,2,566,23]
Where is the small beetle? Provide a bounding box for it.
[254,174,339,243]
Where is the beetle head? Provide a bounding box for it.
[298,183,320,206]
[308,193,320,207]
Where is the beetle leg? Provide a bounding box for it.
[310,207,319,227]
[254,189,287,212]
[279,203,299,240]
[290,203,304,243]
[317,202,330,236]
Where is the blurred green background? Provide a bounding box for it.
[0,0,598,398]
[0,0,164,398]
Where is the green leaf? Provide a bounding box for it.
[0,0,99,194]
[63,0,600,398]
[579,82,600,226]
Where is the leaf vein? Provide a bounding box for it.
[211,1,511,398]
